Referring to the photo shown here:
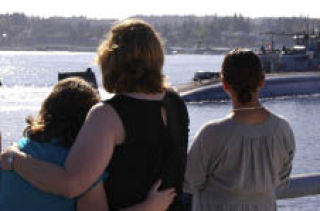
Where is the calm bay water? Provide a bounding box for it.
[0,51,320,210]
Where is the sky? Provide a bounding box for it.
[0,0,319,19]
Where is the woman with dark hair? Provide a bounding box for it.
[1,19,189,211]
[184,49,295,211]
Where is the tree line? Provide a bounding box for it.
[0,13,319,52]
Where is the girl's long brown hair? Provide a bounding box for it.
[24,77,100,147]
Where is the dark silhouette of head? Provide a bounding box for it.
[221,48,265,104]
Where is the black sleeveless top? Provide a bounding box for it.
[104,90,189,211]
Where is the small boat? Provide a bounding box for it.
[58,68,98,89]
[193,71,220,81]
[258,31,320,72]
[175,71,220,93]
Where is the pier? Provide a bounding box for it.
[277,173,320,199]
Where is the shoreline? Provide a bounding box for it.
[0,46,97,52]
[0,46,229,55]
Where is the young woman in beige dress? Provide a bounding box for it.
[184,49,295,211]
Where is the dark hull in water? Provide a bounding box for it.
[177,72,320,102]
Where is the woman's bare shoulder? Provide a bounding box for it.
[87,102,125,145]
[85,102,119,123]
[90,102,116,114]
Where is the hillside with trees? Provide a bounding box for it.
[0,13,319,53]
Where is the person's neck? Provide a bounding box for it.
[232,101,262,111]
[230,99,270,125]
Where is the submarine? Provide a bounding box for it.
[56,68,320,102]
[177,71,320,102]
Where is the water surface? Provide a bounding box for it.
[0,52,319,210]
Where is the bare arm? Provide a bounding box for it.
[1,103,124,197]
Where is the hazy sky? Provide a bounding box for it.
[1,0,319,19]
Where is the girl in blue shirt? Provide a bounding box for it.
[0,78,175,211]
